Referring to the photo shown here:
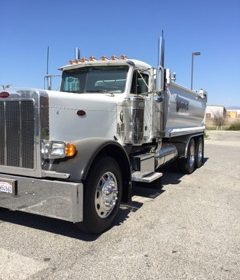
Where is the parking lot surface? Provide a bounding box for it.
[0,130,240,280]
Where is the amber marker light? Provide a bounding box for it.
[89,56,96,61]
[80,57,88,63]
[101,56,108,61]
[120,54,127,60]
[65,143,77,157]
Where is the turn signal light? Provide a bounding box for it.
[65,143,77,157]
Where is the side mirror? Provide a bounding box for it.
[156,66,164,93]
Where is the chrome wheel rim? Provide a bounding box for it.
[95,172,118,219]
[189,142,195,167]
[198,142,203,164]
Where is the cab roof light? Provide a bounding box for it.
[101,56,109,61]
[120,54,127,60]
[69,59,80,65]
[111,55,118,60]
[89,56,96,61]
[80,57,88,63]
[68,54,128,65]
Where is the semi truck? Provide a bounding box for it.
[0,39,207,233]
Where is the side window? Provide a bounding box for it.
[131,71,149,94]
[63,76,80,92]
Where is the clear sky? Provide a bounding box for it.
[1,0,239,107]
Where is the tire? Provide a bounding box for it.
[178,138,196,174]
[195,137,204,168]
[78,156,122,234]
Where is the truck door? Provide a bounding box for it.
[130,70,154,143]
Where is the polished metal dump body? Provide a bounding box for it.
[164,83,206,137]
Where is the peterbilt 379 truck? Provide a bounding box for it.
[0,43,207,233]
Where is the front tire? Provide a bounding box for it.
[78,156,122,234]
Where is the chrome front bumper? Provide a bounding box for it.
[0,174,83,223]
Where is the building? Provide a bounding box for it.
[205,105,240,128]
[226,109,240,122]
[205,105,226,120]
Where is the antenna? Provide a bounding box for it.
[46,46,49,75]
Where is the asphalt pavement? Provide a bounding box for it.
[0,130,239,280]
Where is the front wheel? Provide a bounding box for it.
[78,156,122,234]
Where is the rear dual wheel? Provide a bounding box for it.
[178,138,196,174]
[178,137,204,174]
[195,137,204,168]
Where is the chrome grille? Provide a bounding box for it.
[0,100,35,168]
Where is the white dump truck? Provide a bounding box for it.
[0,39,207,233]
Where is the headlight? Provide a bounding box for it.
[41,140,76,159]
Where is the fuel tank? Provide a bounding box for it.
[163,83,207,137]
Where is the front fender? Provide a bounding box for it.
[51,138,130,183]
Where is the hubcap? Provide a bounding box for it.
[95,172,118,219]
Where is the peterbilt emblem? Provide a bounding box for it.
[176,96,189,112]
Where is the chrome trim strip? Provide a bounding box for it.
[3,101,7,166]
[166,126,205,138]
[40,92,50,141]
[41,170,70,179]
[19,101,23,167]
[0,89,42,177]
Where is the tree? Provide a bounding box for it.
[213,113,225,129]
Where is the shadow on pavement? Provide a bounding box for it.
[0,157,208,240]
[0,183,164,241]
[160,157,209,186]
[0,207,100,241]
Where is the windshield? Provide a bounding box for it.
[60,65,129,93]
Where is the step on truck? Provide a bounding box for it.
[0,37,207,233]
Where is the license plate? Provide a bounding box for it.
[0,180,14,194]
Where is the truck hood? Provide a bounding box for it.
[46,91,122,142]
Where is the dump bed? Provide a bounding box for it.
[164,82,207,137]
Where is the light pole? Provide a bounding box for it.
[191,51,201,90]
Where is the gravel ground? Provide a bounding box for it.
[0,130,239,280]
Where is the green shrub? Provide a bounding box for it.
[227,122,240,130]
